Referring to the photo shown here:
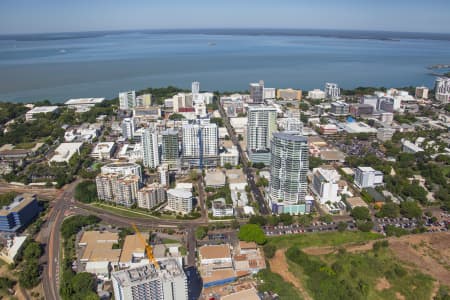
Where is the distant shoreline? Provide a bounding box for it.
[1,28,450,42]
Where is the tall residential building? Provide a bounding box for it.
[354,167,383,189]
[434,77,450,103]
[325,83,340,99]
[96,174,140,207]
[269,132,309,215]
[142,127,160,169]
[415,86,429,99]
[119,91,136,110]
[276,88,302,100]
[263,87,276,100]
[158,164,170,187]
[96,162,142,206]
[172,93,193,112]
[167,189,193,213]
[135,94,152,107]
[312,168,340,204]
[111,260,188,300]
[249,80,264,103]
[137,183,167,210]
[182,122,218,167]
[192,81,200,95]
[122,118,135,140]
[247,105,277,164]
[161,130,179,168]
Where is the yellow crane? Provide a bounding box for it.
[132,223,159,269]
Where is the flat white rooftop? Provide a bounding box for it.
[50,142,83,163]
[65,98,105,105]
[27,106,59,114]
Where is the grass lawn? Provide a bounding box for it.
[14,142,36,149]
[92,203,158,219]
[267,231,382,249]
[286,246,435,300]
[256,263,303,300]
[162,238,179,244]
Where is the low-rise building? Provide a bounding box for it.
[91,142,116,160]
[220,146,239,167]
[205,170,226,188]
[118,233,149,269]
[233,241,266,274]
[330,101,349,116]
[25,106,59,121]
[49,142,83,164]
[345,197,369,210]
[312,167,341,204]
[198,244,236,288]
[226,169,247,191]
[65,98,105,112]
[402,139,424,153]
[78,231,121,279]
[354,167,383,189]
[212,199,234,217]
[377,127,395,142]
[167,189,192,213]
[276,88,302,100]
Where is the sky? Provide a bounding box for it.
[1,0,450,34]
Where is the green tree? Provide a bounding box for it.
[195,226,208,240]
[351,207,370,220]
[376,202,400,218]
[263,244,276,259]
[19,259,40,288]
[74,180,98,203]
[356,220,374,232]
[238,224,267,245]
[248,215,267,226]
[319,214,333,223]
[169,113,185,121]
[337,221,347,232]
[400,201,422,218]
[23,241,42,260]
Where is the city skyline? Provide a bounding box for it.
[1,0,450,34]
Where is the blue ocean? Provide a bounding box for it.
[0,29,450,102]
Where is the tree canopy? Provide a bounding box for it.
[351,207,370,221]
[238,224,267,245]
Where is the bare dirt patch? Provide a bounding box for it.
[269,249,313,300]
[389,232,450,286]
[375,277,391,291]
[395,291,406,300]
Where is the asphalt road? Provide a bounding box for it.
[218,103,270,215]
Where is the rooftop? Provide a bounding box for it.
[205,171,226,187]
[50,142,83,163]
[167,188,192,199]
[26,106,59,114]
[0,194,36,217]
[79,231,121,262]
[346,197,368,208]
[273,132,308,142]
[112,259,185,287]
[119,233,149,264]
[221,288,260,300]
[199,244,231,260]
[65,98,105,105]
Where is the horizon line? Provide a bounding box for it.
[2,27,450,36]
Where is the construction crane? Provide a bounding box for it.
[132,223,159,269]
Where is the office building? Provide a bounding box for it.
[122,118,135,140]
[263,87,276,100]
[133,106,161,123]
[376,127,395,142]
[435,77,450,103]
[249,80,264,103]
[282,118,303,133]
[137,183,167,210]
[119,91,136,110]
[380,112,394,124]
[354,167,383,189]
[308,89,326,100]
[142,127,160,169]
[135,94,152,108]
[91,142,116,160]
[325,83,340,99]
[219,146,239,167]
[312,168,340,204]
[361,95,379,110]
[330,101,349,116]
[161,130,179,168]
[167,189,193,213]
[276,88,302,100]
[112,260,188,300]
[49,142,83,164]
[269,133,309,214]
[350,104,374,117]
[65,98,105,113]
[182,122,218,167]
[402,140,424,153]
[247,105,277,164]
[25,106,59,121]
[0,194,39,232]
[415,86,429,99]
[379,98,394,112]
